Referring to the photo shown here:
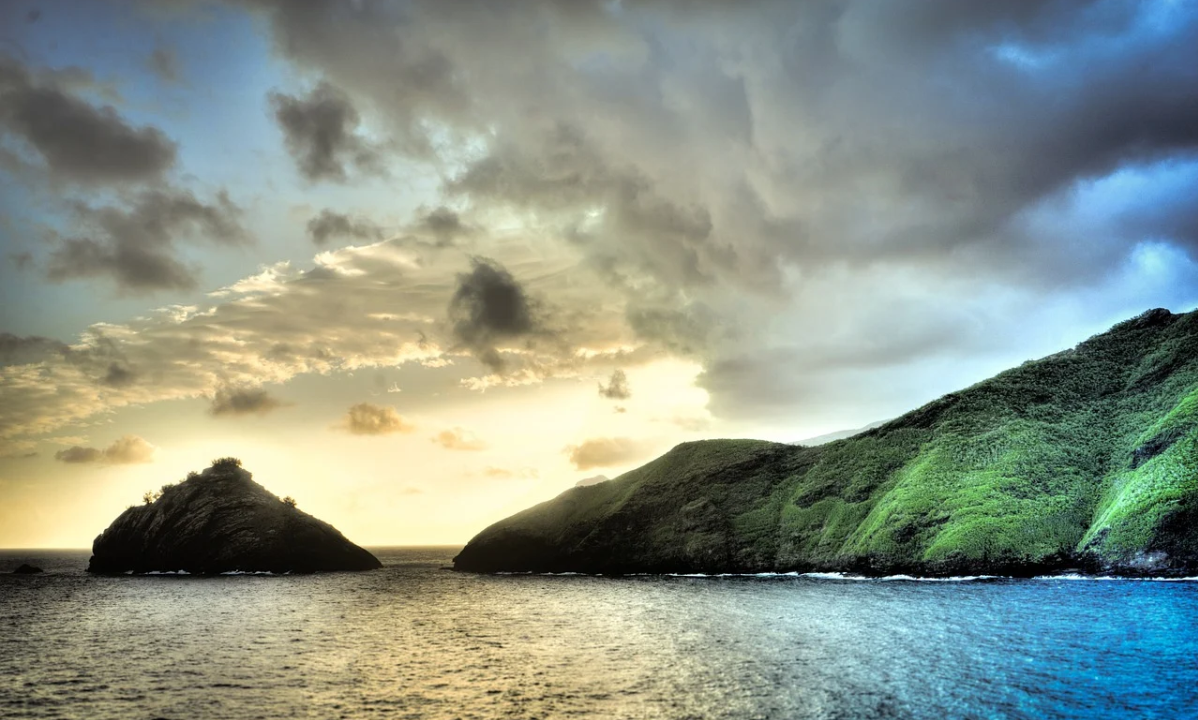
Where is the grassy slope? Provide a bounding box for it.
[454,308,1198,575]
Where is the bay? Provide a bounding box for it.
[2,547,1196,719]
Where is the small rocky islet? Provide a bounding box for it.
[88,458,380,575]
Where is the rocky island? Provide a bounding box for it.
[455,308,1198,577]
[88,458,381,574]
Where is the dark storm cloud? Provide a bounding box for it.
[269,81,383,182]
[242,0,1198,278]
[0,334,69,366]
[419,206,471,246]
[448,257,542,373]
[306,209,383,245]
[102,362,137,388]
[448,123,731,292]
[209,387,286,417]
[598,369,630,400]
[245,0,470,157]
[46,189,249,292]
[0,55,177,184]
[131,1,1198,421]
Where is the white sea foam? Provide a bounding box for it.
[506,569,1197,582]
[793,572,1000,582]
[1035,574,1198,582]
[660,571,1002,581]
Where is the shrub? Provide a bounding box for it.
[211,457,242,469]
[142,491,154,505]
[186,471,199,480]
[282,496,298,508]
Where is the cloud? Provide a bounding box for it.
[45,188,250,292]
[597,368,630,400]
[0,334,69,366]
[419,206,471,246]
[53,446,101,464]
[9,251,33,270]
[307,209,384,245]
[269,81,383,182]
[448,257,544,372]
[340,402,415,435]
[103,362,137,388]
[1,234,612,449]
[14,0,1198,450]
[0,54,176,184]
[148,47,181,84]
[482,466,538,479]
[431,427,487,451]
[209,387,286,417]
[54,435,156,465]
[565,437,651,471]
[234,0,1198,422]
[101,435,156,464]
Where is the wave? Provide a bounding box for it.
[1034,574,1198,582]
[794,572,999,582]
[496,570,1198,582]
[496,571,581,576]
[121,569,294,576]
[647,571,998,581]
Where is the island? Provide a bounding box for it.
[88,458,381,574]
[454,308,1198,577]
[13,564,43,574]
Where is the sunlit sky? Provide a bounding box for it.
[2,1,1197,548]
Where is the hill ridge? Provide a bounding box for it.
[454,308,1198,576]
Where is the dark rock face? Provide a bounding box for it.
[87,463,381,574]
[13,564,43,574]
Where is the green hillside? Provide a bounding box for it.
[454,308,1198,576]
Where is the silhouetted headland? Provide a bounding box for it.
[88,457,380,574]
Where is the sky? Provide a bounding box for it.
[1,0,1197,548]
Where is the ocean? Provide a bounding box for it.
[2,547,1196,719]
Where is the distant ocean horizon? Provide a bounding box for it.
[4,547,1197,719]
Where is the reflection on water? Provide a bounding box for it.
[2,547,1196,719]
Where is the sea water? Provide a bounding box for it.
[2,547,1196,719]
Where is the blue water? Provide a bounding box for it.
[2,548,1196,719]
